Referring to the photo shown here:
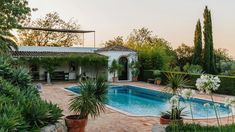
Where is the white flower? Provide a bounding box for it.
[170,95,179,108]
[181,89,195,99]
[204,103,210,108]
[224,97,231,107]
[196,75,220,94]
[224,97,235,107]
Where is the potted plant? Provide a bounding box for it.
[160,73,188,125]
[160,106,187,125]
[65,76,108,132]
[153,70,161,85]
[129,61,140,82]
[109,59,123,83]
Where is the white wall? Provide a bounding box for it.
[97,51,137,82]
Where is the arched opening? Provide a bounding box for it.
[118,56,128,80]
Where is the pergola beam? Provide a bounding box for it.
[18,27,96,47]
[19,27,95,33]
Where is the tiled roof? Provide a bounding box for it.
[96,45,136,52]
[11,51,105,57]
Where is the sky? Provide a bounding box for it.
[27,0,235,57]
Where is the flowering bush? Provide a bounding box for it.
[196,75,220,94]
[224,97,235,107]
[181,89,195,99]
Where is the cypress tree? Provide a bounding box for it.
[203,6,217,74]
[192,20,202,65]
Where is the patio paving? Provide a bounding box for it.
[39,81,235,132]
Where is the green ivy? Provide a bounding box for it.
[17,54,108,72]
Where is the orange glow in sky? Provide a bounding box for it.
[27,0,235,57]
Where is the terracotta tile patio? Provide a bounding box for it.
[39,81,235,132]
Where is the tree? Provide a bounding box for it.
[0,0,31,54]
[126,28,175,57]
[174,44,194,69]
[104,36,124,47]
[203,6,217,74]
[192,20,202,65]
[18,12,81,47]
[214,48,232,73]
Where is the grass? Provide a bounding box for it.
[166,123,235,132]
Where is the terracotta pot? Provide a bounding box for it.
[132,77,138,82]
[155,80,161,85]
[160,116,171,125]
[112,77,118,83]
[160,116,183,125]
[65,115,88,132]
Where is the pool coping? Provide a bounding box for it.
[63,84,232,120]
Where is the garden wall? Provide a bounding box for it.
[141,70,235,95]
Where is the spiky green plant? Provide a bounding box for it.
[165,73,188,95]
[69,76,108,119]
[0,95,28,131]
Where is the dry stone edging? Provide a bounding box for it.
[41,120,67,132]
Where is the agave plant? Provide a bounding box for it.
[11,67,32,89]
[69,76,108,119]
[165,73,188,95]
[0,95,28,131]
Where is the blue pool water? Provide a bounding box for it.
[66,85,230,118]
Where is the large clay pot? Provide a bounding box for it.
[160,116,170,125]
[132,77,138,82]
[65,115,88,132]
[160,116,183,125]
[112,77,118,83]
[155,80,161,85]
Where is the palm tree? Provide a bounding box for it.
[0,31,18,55]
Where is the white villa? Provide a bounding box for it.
[11,45,137,82]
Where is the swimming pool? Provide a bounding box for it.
[66,85,230,119]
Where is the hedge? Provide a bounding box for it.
[141,70,235,96]
[166,123,235,132]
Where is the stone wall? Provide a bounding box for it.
[41,120,67,132]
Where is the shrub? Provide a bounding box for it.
[0,78,63,129]
[47,102,63,123]
[0,57,37,93]
[11,67,32,89]
[0,96,28,131]
[142,70,235,95]
[0,104,28,131]
[166,123,235,132]
[0,56,63,130]
[22,97,51,127]
[183,63,203,74]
